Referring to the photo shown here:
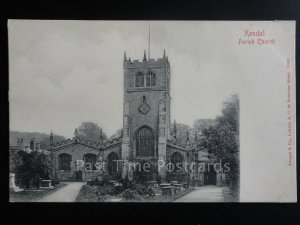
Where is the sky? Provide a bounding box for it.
[9,20,240,138]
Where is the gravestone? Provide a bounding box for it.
[9,173,23,192]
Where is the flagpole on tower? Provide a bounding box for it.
[148,24,150,60]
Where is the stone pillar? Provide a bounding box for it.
[157,100,167,181]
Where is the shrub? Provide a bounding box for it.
[147,188,155,197]
[122,189,142,201]
[129,183,155,197]
[112,186,124,195]
[13,150,54,188]
[98,174,116,186]
[77,185,114,202]
[134,184,148,195]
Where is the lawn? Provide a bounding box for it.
[9,183,67,202]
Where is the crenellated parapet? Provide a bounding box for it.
[124,58,170,69]
[123,50,170,70]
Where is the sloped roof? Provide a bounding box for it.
[52,136,122,151]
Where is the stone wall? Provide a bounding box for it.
[52,142,100,181]
[53,140,122,181]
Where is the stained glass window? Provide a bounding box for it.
[136,126,155,157]
[83,153,97,170]
[107,152,119,174]
[58,153,72,170]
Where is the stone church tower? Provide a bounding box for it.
[121,50,171,180]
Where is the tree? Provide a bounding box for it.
[13,150,53,188]
[108,128,123,140]
[217,94,239,134]
[199,94,240,190]
[77,122,107,143]
[10,149,23,173]
[193,119,216,135]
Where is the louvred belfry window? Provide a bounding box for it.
[136,126,155,157]
[135,72,144,87]
[146,73,151,87]
[150,71,156,86]
[146,71,156,87]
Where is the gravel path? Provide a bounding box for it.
[37,182,85,202]
[174,185,225,202]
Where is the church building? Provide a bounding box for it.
[50,50,224,186]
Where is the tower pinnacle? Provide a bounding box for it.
[186,130,190,145]
[99,128,104,146]
[174,120,177,136]
[173,120,177,143]
[50,130,54,144]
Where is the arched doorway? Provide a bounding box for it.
[204,166,217,185]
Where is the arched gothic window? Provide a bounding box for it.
[58,153,72,170]
[136,71,156,87]
[136,126,155,157]
[83,153,97,170]
[150,71,156,86]
[107,152,119,174]
[170,152,184,173]
[135,72,144,87]
[146,71,156,87]
[146,73,151,87]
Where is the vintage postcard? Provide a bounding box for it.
[8,20,296,202]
